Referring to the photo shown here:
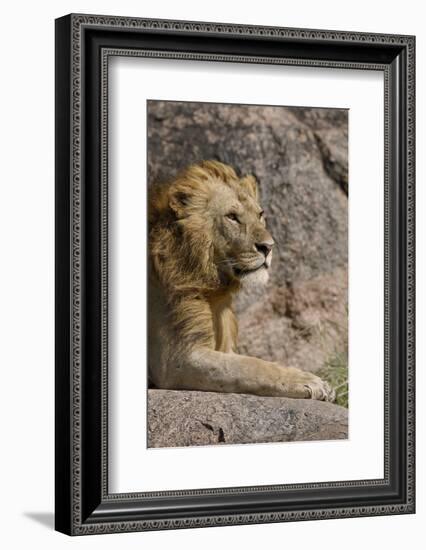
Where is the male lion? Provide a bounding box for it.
[148,160,334,401]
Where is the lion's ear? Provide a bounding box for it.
[169,189,191,218]
[240,174,259,201]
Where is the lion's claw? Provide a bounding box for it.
[304,378,335,402]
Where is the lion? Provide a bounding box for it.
[148,160,335,401]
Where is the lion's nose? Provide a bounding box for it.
[255,240,274,258]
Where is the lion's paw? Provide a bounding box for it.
[281,367,335,402]
[303,376,335,402]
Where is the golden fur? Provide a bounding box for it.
[148,160,334,400]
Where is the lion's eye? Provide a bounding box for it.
[226,213,240,224]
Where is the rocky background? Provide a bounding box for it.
[147,101,349,447]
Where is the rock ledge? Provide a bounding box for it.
[148,389,348,448]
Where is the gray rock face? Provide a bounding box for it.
[147,102,348,374]
[237,268,348,373]
[148,390,348,448]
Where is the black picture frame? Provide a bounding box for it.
[55,13,415,535]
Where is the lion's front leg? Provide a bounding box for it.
[168,348,335,402]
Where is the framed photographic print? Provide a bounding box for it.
[55,14,415,535]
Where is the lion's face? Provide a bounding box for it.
[149,161,274,293]
[208,182,274,288]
